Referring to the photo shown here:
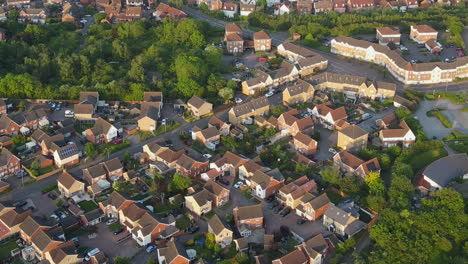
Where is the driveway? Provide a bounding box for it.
[357,106,396,132]
[314,126,335,161]
[413,99,468,139]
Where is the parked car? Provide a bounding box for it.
[106,218,118,225]
[187,225,199,234]
[55,210,66,219]
[50,214,59,221]
[296,218,306,225]
[146,244,157,253]
[268,201,279,209]
[273,205,283,213]
[265,195,275,203]
[47,193,57,200]
[113,228,124,235]
[234,97,243,104]
[280,208,291,217]
[203,153,212,159]
[217,179,229,186]
[234,182,244,189]
[265,91,274,97]
[112,138,123,145]
[328,148,337,155]
[13,200,27,208]
[84,248,100,261]
[71,237,79,247]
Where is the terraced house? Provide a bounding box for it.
[228,96,270,125]
[282,79,315,106]
[331,36,468,84]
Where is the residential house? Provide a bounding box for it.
[347,0,374,11]
[153,3,187,20]
[253,30,271,52]
[85,118,119,144]
[233,204,263,237]
[376,27,401,46]
[142,141,185,168]
[295,193,330,221]
[204,180,230,207]
[282,79,315,106]
[103,157,124,181]
[277,176,317,209]
[57,171,85,199]
[0,109,48,135]
[249,169,285,199]
[0,206,32,239]
[226,31,244,54]
[393,95,415,109]
[157,241,190,264]
[333,151,381,178]
[314,0,333,13]
[272,247,308,264]
[99,191,134,218]
[415,153,468,193]
[240,3,255,16]
[297,0,313,14]
[310,102,347,130]
[291,132,318,155]
[0,99,7,114]
[175,154,209,177]
[128,211,171,246]
[297,234,329,264]
[18,8,47,24]
[19,216,52,244]
[83,164,107,185]
[53,143,79,168]
[277,110,314,136]
[337,124,368,150]
[375,113,397,129]
[234,237,249,252]
[7,0,31,7]
[74,91,99,120]
[138,102,160,132]
[410,24,438,44]
[323,204,366,238]
[333,0,347,12]
[221,2,238,18]
[208,214,233,248]
[425,39,442,54]
[0,148,21,179]
[274,3,290,15]
[192,126,220,150]
[208,115,231,136]
[228,97,270,125]
[80,209,104,226]
[241,70,273,95]
[238,160,266,181]
[44,241,81,264]
[379,120,415,148]
[185,189,213,216]
[30,228,65,260]
[62,2,79,23]
[187,96,213,117]
[210,151,248,177]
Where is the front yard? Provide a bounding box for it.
[78,200,98,212]
[0,240,19,261]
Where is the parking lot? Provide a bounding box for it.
[400,34,461,63]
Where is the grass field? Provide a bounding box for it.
[408,148,448,172]
[78,200,98,212]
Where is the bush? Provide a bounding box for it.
[41,184,57,194]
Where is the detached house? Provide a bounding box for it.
[379,120,415,148]
[138,102,160,132]
[240,3,255,16]
[233,204,263,237]
[291,132,318,156]
[278,176,317,209]
[83,164,107,185]
[221,2,238,17]
[253,30,271,52]
[323,204,366,238]
[204,180,230,207]
[228,97,270,125]
[296,193,331,221]
[187,96,213,118]
[337,125,368,150]
[297,0,313,14]
[282,79,315,106]
[225,24,244,54]
[157,241,190,264]
[84,118,119,144]
[143,141,185,168]
[310,102,347,130]
[277,109,314,136]
[208,115,231,136]
[376,27,401,46]
[249,169,284,199]
[0,148,21,179]
[0,206,32,240]
[175,154,209,177]
[74,91,99,120]
[347,0,374,11]
[333,151,381,178]
[153,3,187,20]
[185,189,213,217]
[57,171,85,199]
[19,216,52,244]
[208,214,233,248]
[31,228,65,260]
[410,24,438,44]
[210,151,249,177]
[192,126,220,151]
[103,157,124,181]
[99,191,134,218]
[18,8,47,24]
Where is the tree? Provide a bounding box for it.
[218,87,233,103]
[395,107,412,120]
[147,259,155,264]
[176,215,191,230]
[271,105,285,117]
[367,195,386,212]
[319,166,341,185]
[205,233,216,249]
[84,142,96,159]
[168,173,192,193]
[365,172,385,196]
[31,161,40,170]
[94,13,106,23]
[12,135,26,146]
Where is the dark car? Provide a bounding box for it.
[265,195,275,203]
[187,225,199,234]
[113,228,124,235]
[280,208,291,217]
[268,201,279,209]
[48,193,57,200]
[13,200,27,208]
[273,205,283,213]
[296,219,305,225]
[217,179,229,186]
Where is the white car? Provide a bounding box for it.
[50,214,59,221]
[234,182,244,188]
[203,154,212,159]
[106,218,117,225]
[234,97,243,104]
[265,91,274,97]
[328,148,337,155]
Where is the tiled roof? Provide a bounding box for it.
[236,204,263,220]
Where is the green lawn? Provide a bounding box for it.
[78,200,98,212]
[154,121,181,136]
[425,92,468,104]
[108,222,122,232]
[427,109,452,128]
[326,190,346,204]
[408,148,448,172]
[98,140,131,156]
[0,241,18,260]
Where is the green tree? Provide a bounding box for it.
[218,87,233,103]
[176,215,191,230]
[395,107,412,120]
[367,195,386,212]
[271,105,285,117]
[85,142,96,159]
[365,172,385,196]
[12,135,26,146]
[31,161,40,170]
[319,166,341,185]
[169,173,192,193]
[94,13,106,23]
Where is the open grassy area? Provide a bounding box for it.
[98,140,131,156]
[0,241,18,260]
[78,200,98,212]
[408,148,448,172]
[447,130,468,154]
[154,121,181,136]
[427,109,452,128]
[425,92,468,104]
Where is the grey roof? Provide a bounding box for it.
[422,153,468,187]
[83,209,103,222]
[187,95,209,109]
[57,143,78,159]
[231,97,270,117]
[324,204,354,226]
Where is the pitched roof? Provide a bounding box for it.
[0,148,18,167]
[73,104,93,115]
[89,117,115,135]
[254,30,270,40]
[226,32,244,42]
[293,132,317,147]
[225,23,241,33]
[231,97,270,117]
[275,248,307,264]
[158,241,189,263]
[221,151,248,167]
[19,216,42,237]
[188,189,212,206]
[283,79,313,97]
[301,233,328,258]
[47,240,78,264]
[339,124,368,139]
[84,164,106,179]
[204,180,228,197]
[336,151,364,169]
[31,229,61,252]
[103,157,123,172]
[208,214,230,235]
[422,153,468,187]
[380,120,412,138]
[280,42,315,58]
[308,193,330,210]
[324,204,355,226]
[359,157,381,175]
[187,95,211,109]
[102,191,131,209]
[411,24,437,33]
[199,126,219,140]
[57,171,82,190]
[138,102,160,121]
[236,204,263,220]
[377,26,400,36]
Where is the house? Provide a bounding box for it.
[7,0,31,7]
[0,148,21,179]
[249,169,285,199]
[185,189,213,216]
[103,157,124,181]
[277,110,314,136]
[210,151,249,177]
[0,99,7,114]
[323,204,366,238]
[228,97,270,125]
[187,96,213,117]
[410,25,438,44]
[201,169,223,182]
[234,237,249,252]
[282,79,315,106]
[18,8,47,24]
[99,191,134,218]
[291,132,318,155]
[347,0,374,11]
[0,206,32,240]
[226,32,244,54]
[175,154,209,177]
[142,141,185,168]
[310,102,347,130]
[19,216,51,244]
[272,247,308,264]
[53,143,79,168]
[314,0,333,13]
[240,3,255,16]
[62,2,79,23]
[297,234,329,264]
[83,164,107,185]
[30,228,65,260]
[238,160,266,181]
[375,113,397,129]
[253,30,271,52]
[84,118,119,144]
[333,0,347,12]
[425,39,442,54]
[0,109,48,136]
[295,193,330,221]
[415,153,468,193]
[274,3,290,15]
[277,176,317,209]
[138,102,160,132]
[393,95,415,109]
[57,171,85,199]
[379,120,415,148]
[204,180,230,207]
[208,115,231,136]
[333,151,381,178]
[45,240,81,264]
[74,92,99,120]
[157,241,190,264]
[376,27,401,45]
[233,204,263,237]
[129,212,172,246]
[337,124,368,150]
[153,3,187,20]
[80,209,104,226]
[221,2,238,18]
[208,214,233,248]
[297,0,313,14]
[192,126,220,150]
[241,70,273,95]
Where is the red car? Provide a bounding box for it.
[259,58,267,62]
[112,138,123,144]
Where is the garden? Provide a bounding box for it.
[78,200,98,212]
